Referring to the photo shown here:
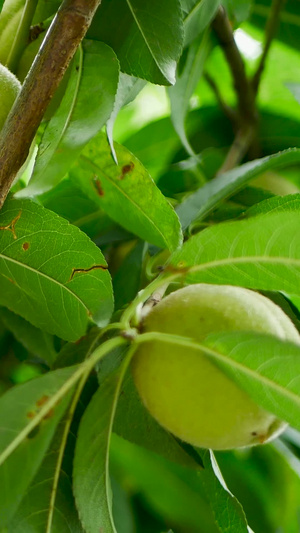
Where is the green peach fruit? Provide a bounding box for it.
[132,284,300,450]
[0,63,21,130]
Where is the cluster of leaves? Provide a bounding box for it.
[1,0,300,532]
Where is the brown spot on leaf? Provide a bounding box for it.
[258,434,267,444]
[119,162,134,179]
[75,335,86,345]
[22,242,30,251]
[0,211,21,240]
[162,262,189,274]
[29,23,45,42]
[27,411,35,419]
[43,408,55,420]
[36,395,49,407]
[67,264,108,282]
[93,176,104,196]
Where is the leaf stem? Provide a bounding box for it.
[120,273,179,330]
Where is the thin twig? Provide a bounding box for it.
[204,72,237,126]
[216,126,255,175]
[211,6,256,127]
[0,0,102,209]
[252,0,286,94]
[211,6,259,173]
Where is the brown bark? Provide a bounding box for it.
[0,0,102,208]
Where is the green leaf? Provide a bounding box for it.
[0,198,113,341]
[168,31,211,156]
[39,178,113,240]
[287,82,300,106]
[182,0,221,46]
[200,331,300,432]
[18,41,119,197]
[171,211,300,294]
[9,418,84,533]
[197,449,249,533]
[111,477,135,533]
[32,1,61,23]
[106,73,146,163]
[0,366,77,527]
[0,308,57,366]
[113,241,147,311]
[251,0,300,51]
[71,133,183,251]
[216,444,300,533]
[223,0,253,23]
[87,0,184,85]
[73,347,133,533]
[110,434,223,533]
[246,193,300,217]
[176,148,300,230]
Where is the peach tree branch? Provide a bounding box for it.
[0,0,102,209]
[252,0,286,94]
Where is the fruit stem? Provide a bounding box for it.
[120,273,179,330]
[6,0,39,73]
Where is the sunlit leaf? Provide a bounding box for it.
[168,31,211,155]
[71,133,183,251]
[171,211,300,294]
[87,0,184,85]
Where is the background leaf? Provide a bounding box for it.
[0,198,113,341]
[176,149,300,230]
[0,308,57,367]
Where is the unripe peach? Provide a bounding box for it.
[132,284,300,450]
